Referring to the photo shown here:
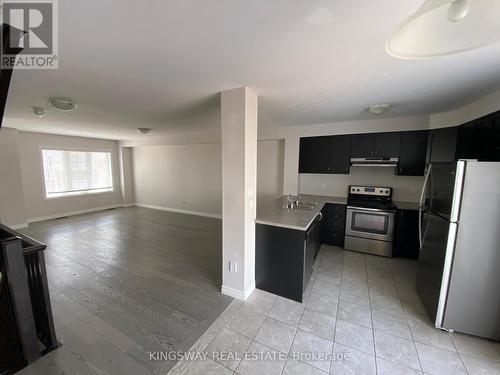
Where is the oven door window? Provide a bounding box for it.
[351,212,389,235]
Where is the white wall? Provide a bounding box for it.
[0,128,28,227]
[18,131,123,221]
[130,139,285,218]
[300,168,424,202]
[257,140,284,206]
[132,143,223,217]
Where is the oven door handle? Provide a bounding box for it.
[347,206,396,214]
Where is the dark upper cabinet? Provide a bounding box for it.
[456,123,479,160]
[351,134,374,158]
[397,130,429,176]
[476,115,500,161]
[299,135,351,174]
[299,136,330,173]
[374,132,401,157]
[351,132,400,158]
[328,135,351,174]
[429,126,458,163]
[455,112,500,161]
[491,115,500,160]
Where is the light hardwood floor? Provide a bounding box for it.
[18,206,232,375]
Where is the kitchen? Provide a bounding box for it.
[255,111,500,343]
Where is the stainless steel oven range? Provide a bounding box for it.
[344,185,396,257]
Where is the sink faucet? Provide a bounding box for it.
[286,195,300,209]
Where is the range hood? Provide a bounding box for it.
[350,157,398,167]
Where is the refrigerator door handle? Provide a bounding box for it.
[419,164,432,249]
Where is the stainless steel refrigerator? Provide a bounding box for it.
[417,160,500,340]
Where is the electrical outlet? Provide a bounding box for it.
[321,183,326,192]
[229,261,238,273]
[411,186,417,194]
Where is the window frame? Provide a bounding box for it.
[39,146,115,200]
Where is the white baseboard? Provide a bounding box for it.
[27,204,124,223]
[10,223,29,230]
[221,282,255,300]
[134,203,222,219]
[122,203,135,208]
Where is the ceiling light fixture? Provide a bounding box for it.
[33,107,46,118]
[386,0,500,59]
[48,97,78,111]
[368,104,392,115]
[137,128,152,134]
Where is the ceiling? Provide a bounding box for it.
[4,0,500,140]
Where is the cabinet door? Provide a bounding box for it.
[429,127,458,163]
[322,204,346,247]
[393,209,420,260]
[328,135,351,174]
[456,123,478,160]
[304,222,317,289]
[299,137,330,173]
[491,116,500,161]
[374,132,400,158]
[397,131,428,176]
[351,134,374,158]
[474,115,500,161]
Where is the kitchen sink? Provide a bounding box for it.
[292,204,315,210]
[297,200,317,207]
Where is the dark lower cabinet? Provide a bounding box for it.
[256,216,321,303]
[393,209,420,260]
[322,203,346,247]
[397,130,429,176]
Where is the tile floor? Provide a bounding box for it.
[183,245,500,375]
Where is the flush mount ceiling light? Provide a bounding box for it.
[368,104,392,115]
[48,98,78,111]
[386,0,500,59]
[137,128,152,134]
[33,107,46,118]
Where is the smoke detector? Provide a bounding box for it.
[33,107,46,118]
[368,104,392,115]
[137,128,152,134]
[48,98,78,111]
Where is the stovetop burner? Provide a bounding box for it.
[347,185,396,211]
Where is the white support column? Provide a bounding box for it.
[283,135,300,195]
[118,146,135,207]
[221,87,258,300]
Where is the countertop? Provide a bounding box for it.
[255,195,420,231]
[255,194,347,231]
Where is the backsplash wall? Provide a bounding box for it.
[299,167,424,202]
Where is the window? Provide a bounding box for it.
[42,149,113,198]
